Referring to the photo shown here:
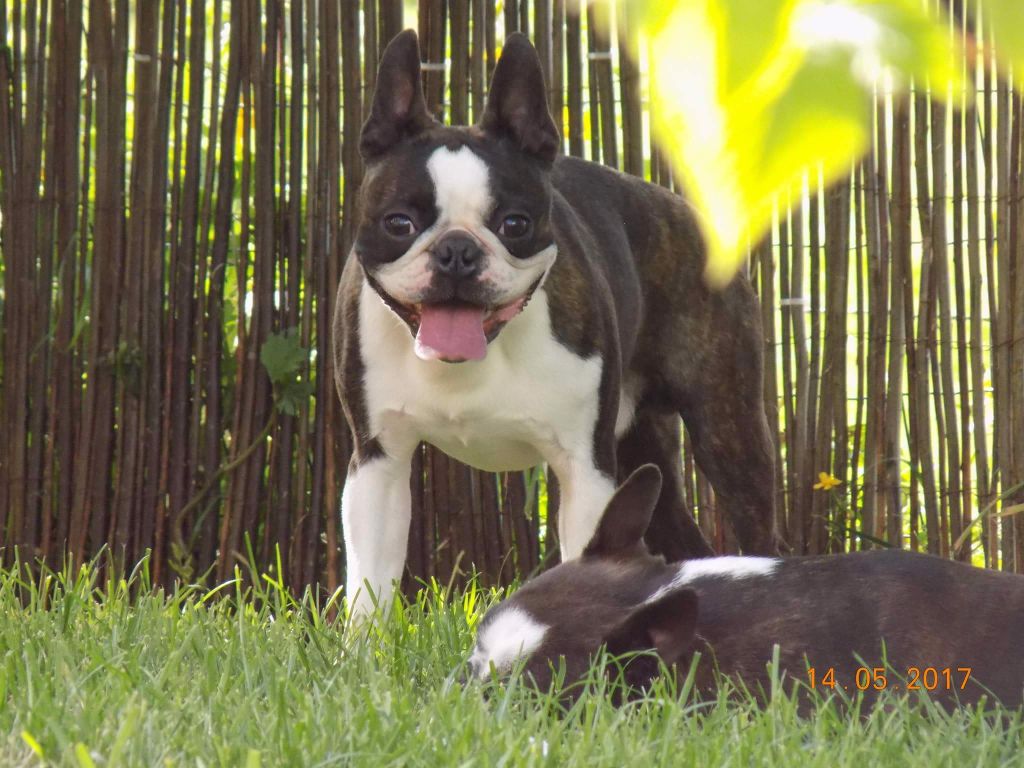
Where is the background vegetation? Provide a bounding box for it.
[1,0,1023,598]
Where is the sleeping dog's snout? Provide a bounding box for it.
[432,232,483,280]
[445,655,483,693]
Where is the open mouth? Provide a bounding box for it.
[367,276,542,363]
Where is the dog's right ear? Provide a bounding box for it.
[583,464,662,558]
[360,30,435,160]
[603,587,698,667]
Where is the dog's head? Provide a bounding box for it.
[467,465,700,695]
[354,30,560,363]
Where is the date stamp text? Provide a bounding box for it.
[807,666,973,692]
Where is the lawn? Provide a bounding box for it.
[1,560,1022,767]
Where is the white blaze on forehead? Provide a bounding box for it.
[471,607,548,679]
[648,556,780,603]
[427,146,493,225]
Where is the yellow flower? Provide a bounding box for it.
[813,472,841,491]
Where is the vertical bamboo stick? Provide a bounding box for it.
[616,1,642,177]
[950,2,972,560]
[994,53,1013,569]
[861,117,890,546]
[932,92,961,559]
[565,7,582,157]
[450,0,469,124]
[887,95,912,549]
[963,0,991,564]
[587,0,616,168]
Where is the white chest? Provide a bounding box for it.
[358,282,605,472]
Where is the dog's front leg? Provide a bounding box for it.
[547,336,622,561]
[341,449,413,618]
[552,461,618,560]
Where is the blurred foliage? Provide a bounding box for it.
[621,0,1019,286]
[984,1,1024,76]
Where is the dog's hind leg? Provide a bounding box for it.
[664,279,782,556]
[616,408,714,560]
[682,390,781,556]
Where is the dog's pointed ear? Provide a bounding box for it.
[480,33,559,162]
[360,30,435,160]
[583,464,662,558]
[604,587,698,667]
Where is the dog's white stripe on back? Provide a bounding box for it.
[471,607,548,679]
[648,556,780,603]
[427,146,493,226]
[675,556,780,582]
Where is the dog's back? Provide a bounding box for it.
[688,550,1024,707]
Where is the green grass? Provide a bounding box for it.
[1,560,1022,767]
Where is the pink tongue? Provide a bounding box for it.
[415,304,488,361]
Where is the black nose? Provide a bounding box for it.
[433,232,483,279]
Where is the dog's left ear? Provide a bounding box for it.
[480,33,559,162]
[583,464,662,559]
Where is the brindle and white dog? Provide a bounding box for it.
[334,31,779,617]
[469,465,1024,710]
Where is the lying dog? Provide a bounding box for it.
[469,465,1024,709]
[334,30,778,617]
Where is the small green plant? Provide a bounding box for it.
[260,327,314,416]
[169,329,313,581]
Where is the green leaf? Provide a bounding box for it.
[756,49,871,214]
[712,0,801,96]
[275,379,315,416]
[982,0,1024,77]
[260,328,308,386]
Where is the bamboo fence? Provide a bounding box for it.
[0,0,1022,597]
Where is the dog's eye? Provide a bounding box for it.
[382,213,416,238]
[498,214,531,239]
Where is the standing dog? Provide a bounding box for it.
[470,465,1024,710]
[334,30,778,616]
